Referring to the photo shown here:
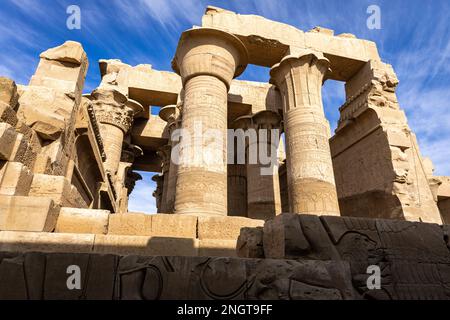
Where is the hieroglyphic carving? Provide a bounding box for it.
[256,213,450,300]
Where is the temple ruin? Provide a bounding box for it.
[0,6,449,300]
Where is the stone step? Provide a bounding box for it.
[55,208,110,235]
[107,212,264,241]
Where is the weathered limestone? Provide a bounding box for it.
[172,28,248,216]
[55,208,110,234]
[0,196,59,232]
[270,51,340,216]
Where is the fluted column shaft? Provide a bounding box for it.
[172,28,248,216]
[270,51,340,215]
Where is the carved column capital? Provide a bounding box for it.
[90,89,143,133]
[159,104,181,143]
[172,27,248,89]
[121,144,143,163]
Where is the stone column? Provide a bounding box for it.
[152,174,164,213]
[270,50,340,216]
[156,144,171,213]
[172,28,248,216]
[247,111,282,220]
[159,104,181,213]
[227,163,248,217]
[90,89,142,176]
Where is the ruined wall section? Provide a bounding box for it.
[331,60,441,223]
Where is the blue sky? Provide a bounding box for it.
[1,0,449,213]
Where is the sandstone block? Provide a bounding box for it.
[17,86,75,140]
[29,174,86,207]
[0,102,18,127]
[198,239,237,257]
[0,122,17,160]
[0,231,93,253]
[108,213,152,236]
[0,77,19,109]
[93,235,198,256]
[40,40,87,65]
[0,162,33,196]
[151,214,197,238]
[31,41,88,99]
[197,216,264,240]
[0,196,59,232]
[55,208,110,234]
[236,227,264,258]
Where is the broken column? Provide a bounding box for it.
[17,41,88,175]
[172,28,248,216]
[270,50,340,216]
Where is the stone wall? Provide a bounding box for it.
[238,213,450,299]
[0,212,264,258]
